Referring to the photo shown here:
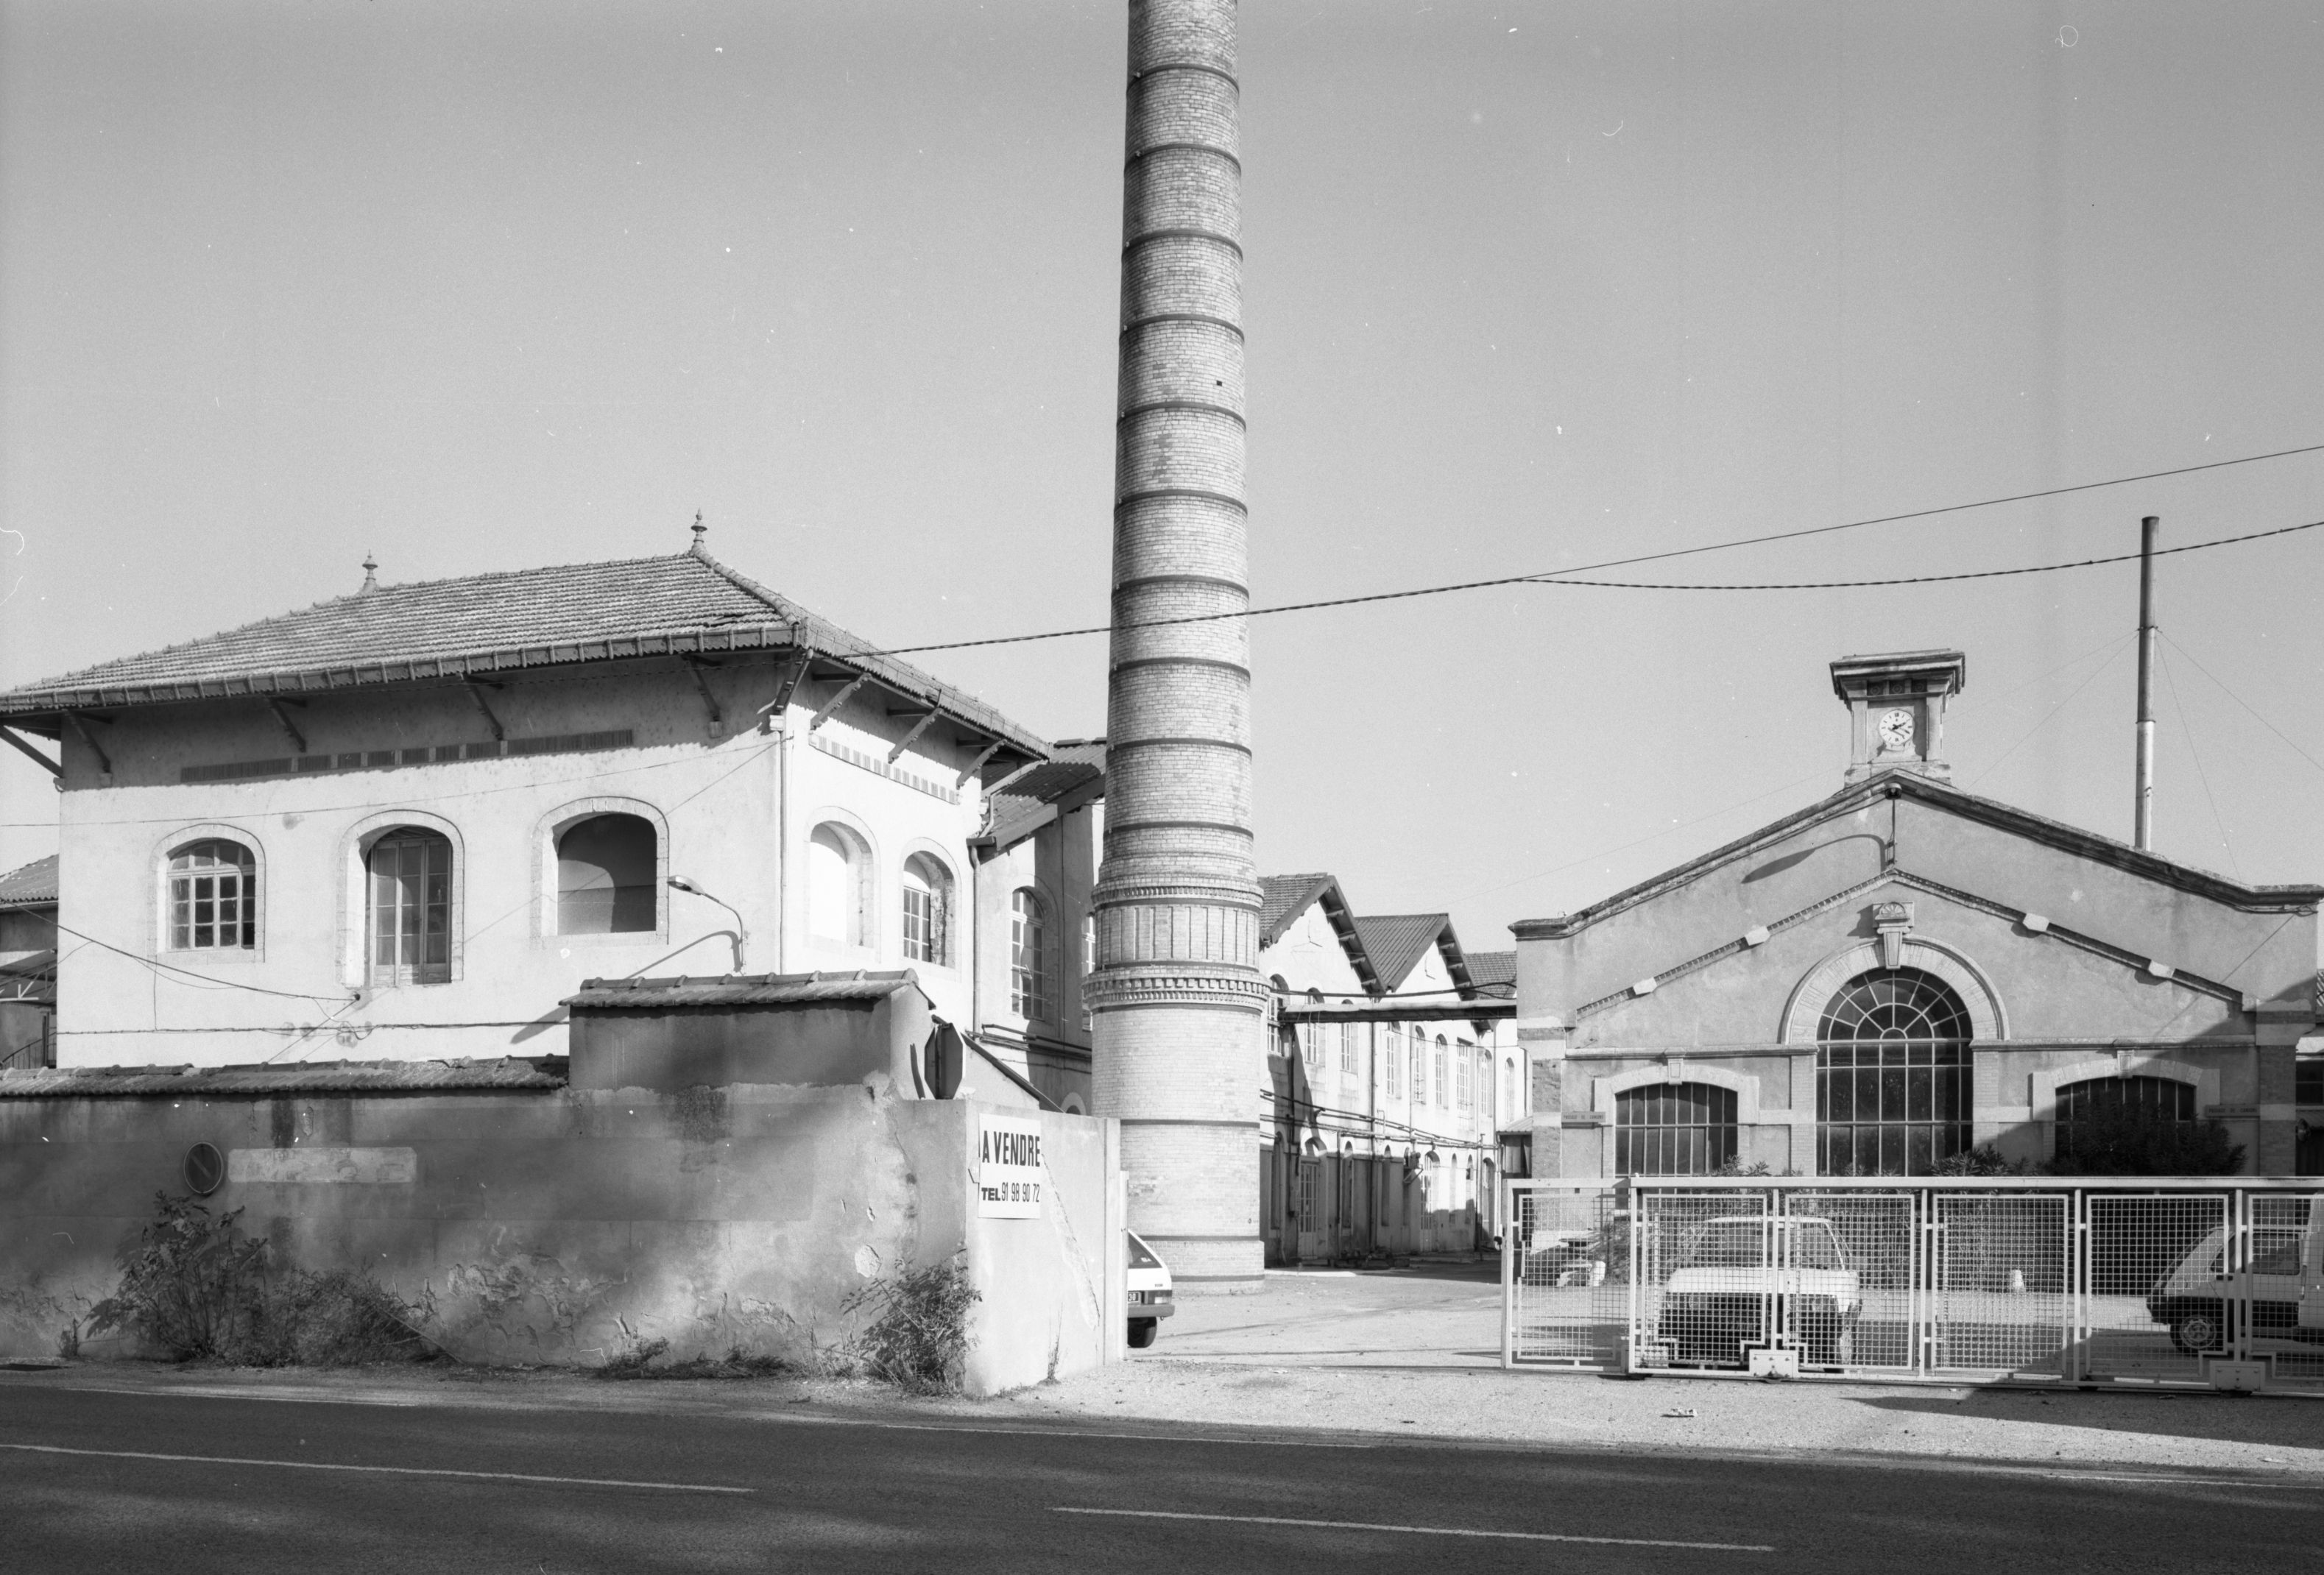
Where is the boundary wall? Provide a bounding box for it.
[0,1082,1120,1395]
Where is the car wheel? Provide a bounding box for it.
[2169,1309,2223,1355]
[1128,1318,1159,1350]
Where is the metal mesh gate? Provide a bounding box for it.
[1502,1178,2324,1393]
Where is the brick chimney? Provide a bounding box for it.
[1087,0,1267,1288]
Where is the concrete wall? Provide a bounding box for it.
[0,1083,1119,1396]
[52,656,990,1066]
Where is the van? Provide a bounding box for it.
[1126,1230,1174,1349]
[2144,1197,2324,1353]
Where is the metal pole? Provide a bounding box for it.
[2133,514,2159,851]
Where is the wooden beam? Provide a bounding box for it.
[63,712,112,776]
[0,725,60,779]
[681,656,724,730]
[886,710,940,764]
[956,738,1006,787]
[462,682,505,742]
[265,698,308,754]
[756,650,816,732]
[808,671,871,732]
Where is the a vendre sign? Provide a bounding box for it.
[977,1115,1044,1219]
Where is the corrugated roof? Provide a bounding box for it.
[0,854,57,907]
[980,739,1106,851]
[564,970,923,1010]
[0,548,1048,758]
[0,1057,566,1099]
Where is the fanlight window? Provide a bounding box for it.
[1616,1082,1739,1175]
[1011,888,1053,1021]
[901,853,953,966]
[167,839,256,951]
[2055,1075,2196,1147]
[367,829,452,985]
[1816,966,1972,1176]
[555,814,657,935]
[807,824,868,946]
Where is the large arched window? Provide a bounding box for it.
[807,823,869,946]
[1817,966,1972,1175]
[1617,1082,1739,1175]
[555,814,657,934]
[900,852,953,966]
[1434,1036,1449,1108]
[1011,888,1053,1021]
[167,839,256,951]
[367,828,452,985]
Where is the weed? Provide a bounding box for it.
[838,1256,980,1395]
[54,1320,80,1362]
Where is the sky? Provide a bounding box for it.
[3,0,2320,951]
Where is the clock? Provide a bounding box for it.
[1876,708,1915,752]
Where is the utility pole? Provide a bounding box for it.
[2133,514,2159,852]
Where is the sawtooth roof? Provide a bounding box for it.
[0,548,1048,758]
[1352,913,1474,994]
[0,855,57,907]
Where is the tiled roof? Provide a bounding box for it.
[564,970,924,1010]
[1352,914,1455,992]
[0,1057,565,1099]
[1464,949,1516,993]
[0,548,1047,757]
[981,740,1106,851]
[0,854,57,907]
[1259,874,1338,947]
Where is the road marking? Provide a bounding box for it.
[0,1442,752,1495]
[1054,1507,1773,1551]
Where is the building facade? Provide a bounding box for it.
[0,855,57,1070]
[1257,873,1517,1263]
[0,539,1067,1074]
[1515,651,2323,1179]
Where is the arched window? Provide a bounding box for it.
[167,839,256,951]
[807,823,868,946]
[555,814,657,934]
[1434,1036,1449,1108]
[1817,966,1972,1176]
[901,852,953,966]
[367,828,452,985]
[1011,888,1053,1020]
[2055,1075,2196,1151]
[1617,1082,1739,1175]
[1456,1040,1474,1108]
[1384,1024,1404,1099]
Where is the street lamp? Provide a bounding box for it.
[667,876,747,973]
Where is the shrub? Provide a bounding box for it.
[839,1257,980,1395]
[87,1192,434,1365]
[1935,1142,2029,1178]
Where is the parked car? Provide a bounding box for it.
[1653,1216,1860,1367]
[1127,1230,1174,1349]
[2145,1203,2322,1354]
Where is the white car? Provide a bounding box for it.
[2145,1200,2323,1354]
[1653,1215,1861,1367]
[1127,1230,1174,1349]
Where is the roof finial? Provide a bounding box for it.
[360,553,379,592]
[689,511,707,556]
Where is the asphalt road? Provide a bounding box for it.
[3,1378,2318,1573]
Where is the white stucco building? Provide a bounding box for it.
[0,534,1069,1075]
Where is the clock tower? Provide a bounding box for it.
[1831,649,1966,784]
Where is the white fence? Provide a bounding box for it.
[1502,1177,2324,1394]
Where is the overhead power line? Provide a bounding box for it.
[877,514,2324,657]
